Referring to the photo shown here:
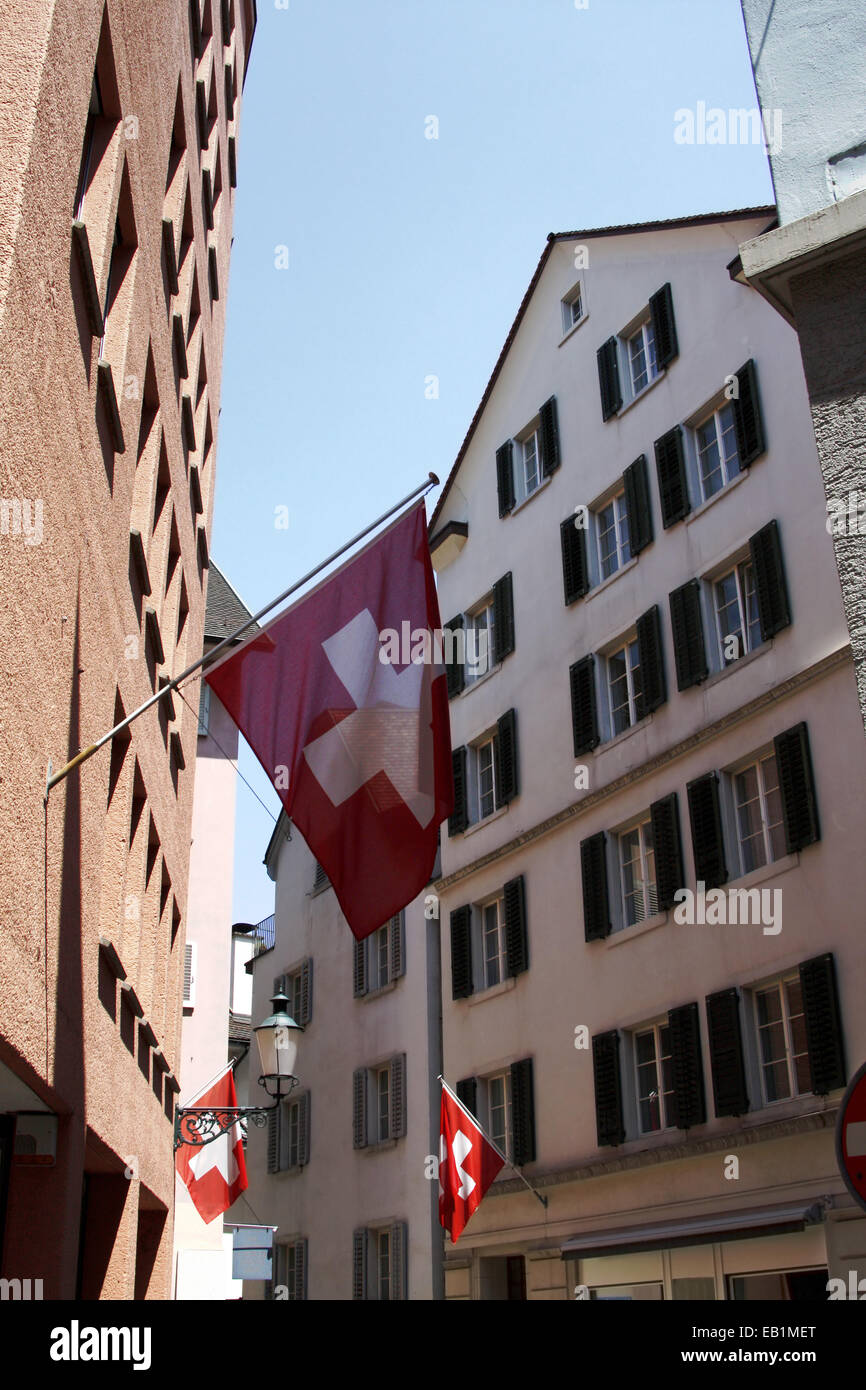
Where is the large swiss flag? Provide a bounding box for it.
[205,501,453,940]
[176,1065,248,1224]
[439,1081,505,1243]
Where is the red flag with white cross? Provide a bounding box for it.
[205,501,453,940]
[439,1080,505,1243]
[176,1064,248,1224]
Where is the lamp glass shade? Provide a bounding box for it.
[253,993,301,1083]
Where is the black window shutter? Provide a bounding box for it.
[495,709,519,806]
[687,771,728,889]
[496,441,515,517]
[389,911,405,981]
[448,746,467,835]
[510,1058,536,1165]
[267,1106,279,1173]
[799,953,846,1095]
[352,1228,367,1300]
[389,1221,408,1300]
[635,605,666,717]
[390,1053,406,1138]
[732,359,766,467]
[449,905,473,999]
[654,426,691,527]
[592,1030,625,1146]
[352,1068,367,1149]
[539,395,561,477]
[353,936,367,998]
[668,1002,706,1130]
[669,579,708,690]
[492,572,515,664]
[294,1238,308,1301]
[570,654,599,755]
[774,722,820,852]
[560,515,589,604]
[581,831,610,941]
[597,337,622,421]
[456,1076,477,1114]
[649,282,678,368]
[444,615,465,698]
[504,874,529,977]
[650,792,683,911]
[299,957,313,1026]
[750,520,791,640]
[297,1091,311,1166]
[706,987,749,1117]
[623,453,654,556]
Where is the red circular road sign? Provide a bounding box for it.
[836,1060,866,1213]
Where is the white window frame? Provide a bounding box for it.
[694,400,740,502]
[595,491,631,582]
[464,596,495,685]
[713,558,760,666]
[519,429,541,501]
[752,975,809,1106]
[606,635,642,738]
[472,734,498,823]
[376,1065,391,1143]
[626,318,658,396]
[478,895,507,990]
[633,1020,674,1135]
[183,942,197,1008]
[730,751,786,877]
[561,281,585,335]
[197,681,211,736]
[484,1070,512,1163]
[617,817,658,929]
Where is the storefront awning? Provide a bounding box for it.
[560,1199,829,1261]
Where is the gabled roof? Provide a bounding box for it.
[428,207,776,533]
[204,562,258,644]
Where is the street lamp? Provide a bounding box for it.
[174,992,303,1150]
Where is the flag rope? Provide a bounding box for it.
[439,1075,548,1209]
[44,471,439,800]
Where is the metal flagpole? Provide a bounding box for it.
[44,472,439,800]
[438,1075,548,1209]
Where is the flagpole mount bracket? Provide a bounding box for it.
[174,1083,297,1152]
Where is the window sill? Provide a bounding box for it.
[467,976,517,1006]
[704,640,768,690]
[597,711,652,754]
[459,662,502,699]
[464,804,509,838]
[362,1138,399,1156]
[558,311,589,348]
[615,368,666,419]
[511,474,552,517]
[362,980,398,1002]
[585,555,638,603]
[685,467,747,526]
[605,909,669,948]
[727,850,799,894]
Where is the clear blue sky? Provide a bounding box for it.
[212,0,773,925]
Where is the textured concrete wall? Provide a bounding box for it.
[741,0,866,223]
[0,0,254,1297]
[789,250,866,732]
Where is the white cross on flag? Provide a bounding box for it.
[205,501,453,940]
[176,1064,248,1224]
[439,1080,505,1243]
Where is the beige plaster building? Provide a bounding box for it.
[430,210,866,1300]
[0,0,256,1298]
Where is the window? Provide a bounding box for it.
[449,711,518,833]
[495,397,560,517]
[312,860,329,892]
[352,1223,408,1300]
[754,977,810,1104]
[596,492,632,580]
[487,1072,512,1160]
[465,598,495,685]
[627,319,658,395]
[634,1022,675,1133]
[619,819,658,927]
[695,401,739,501]
[733,753,786,874]
[353,1054,406,1148]
[74,75,104,219]
[444,574,513,698]
[482,897,507,989]
[267,1092,310,1172]
[376,1229,391,1301]
[182,943,196,1008]
[519,430,541,501]
[353,912,405,997]
[197,681,210,736]
[457,1061,535,1165]
[607,637,642,736]
[272,1239,307,1300]
[449,877,528,1000]
[274,959,312,1026]
[714,560,760,664]
[476,736,497,820]
[561,283,584,334]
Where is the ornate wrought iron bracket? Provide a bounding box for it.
[174,1076,298,1150]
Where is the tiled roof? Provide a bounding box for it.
[204,562,258,643]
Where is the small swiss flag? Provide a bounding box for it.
[205,501,453,940]
[176,1065,248,1224]
[439,1080,505,1243]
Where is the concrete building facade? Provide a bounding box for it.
[241,818,442,1301]
[0,0,256,1298]
[430,211,866,1300]
[738,0,866,738]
